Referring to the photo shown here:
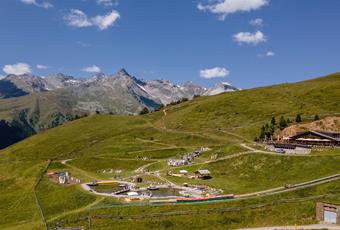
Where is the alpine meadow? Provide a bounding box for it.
[1,0,340,230]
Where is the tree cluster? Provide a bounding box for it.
[169,98,189,106]
[255,113,313,142]
[139,107,150,115]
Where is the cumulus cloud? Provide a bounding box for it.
[21,0,53,9]
[64,9,120,31]
[36,64,49,69]
[249,18,263,27]
[197,0,269,20]
[82,65,101,73]
[200,67,230,79]
[3,63,32,75]
[91,10,120,30]
[233,30,267,45]
[63,9,92,28]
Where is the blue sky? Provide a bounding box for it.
[0,0,339,88]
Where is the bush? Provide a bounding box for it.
[271,117,276,126]
[295,114,302,123]
[279,116,288,130]
[139,107,149,115]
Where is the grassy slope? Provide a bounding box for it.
[0,90,76,124]
[153,73,340,139]
[0,73,339,229]
[165,154,340,194]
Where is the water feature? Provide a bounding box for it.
[119,187,183,197]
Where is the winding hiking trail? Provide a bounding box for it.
[162,109,167,129]
[237,173,340,199]
[135,161,160,174]
[47,196,105,223]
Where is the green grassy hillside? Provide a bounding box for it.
[152,73,340,139]
[0,73,339,229]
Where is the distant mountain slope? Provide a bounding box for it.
[0,80,28,98]
[3,74,48,93]
[1,73,80,95]
[142,80,206,105]
[204,82,239,96]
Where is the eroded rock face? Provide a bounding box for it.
[279,116,340,137]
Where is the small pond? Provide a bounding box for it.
[90,183,123,193]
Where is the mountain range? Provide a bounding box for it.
[0,68,239,109]
[0,68,239,149]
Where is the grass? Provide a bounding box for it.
[48,179,340,229]
[164,153,340,194]
[0,73,339,229]
[67,157,155,179]
[36,177,96,219]
[152,73,340,140]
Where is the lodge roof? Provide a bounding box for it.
[289,130,340,142]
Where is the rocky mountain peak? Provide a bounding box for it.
[116,68,130,77]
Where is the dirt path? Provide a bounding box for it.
[135,161,160,173]
[237,173,340,199]
[47,196,105,223]
[64,162,100,181]
[162,109,167,129]
[135,137,177,148]
[61,159,72,164]
[153,171,177,187]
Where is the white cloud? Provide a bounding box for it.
[266,51,275,56]
[92,10,120,30]
[64,9,120,31]
[200,67,230,79]
[3,63,32,75]
[258,51,275,58]
[249,18,263,27]
[21,0,53,9]
[82,65,101,73]
[36,64,48,69]
[198,0,269,20]
[97,0,117,7]
[63,9,92,28]
[233,30,267,45]
[0,75,5,80]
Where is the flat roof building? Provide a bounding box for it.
[316,202,340,225]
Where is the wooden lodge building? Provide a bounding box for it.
[285,131,340,147]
